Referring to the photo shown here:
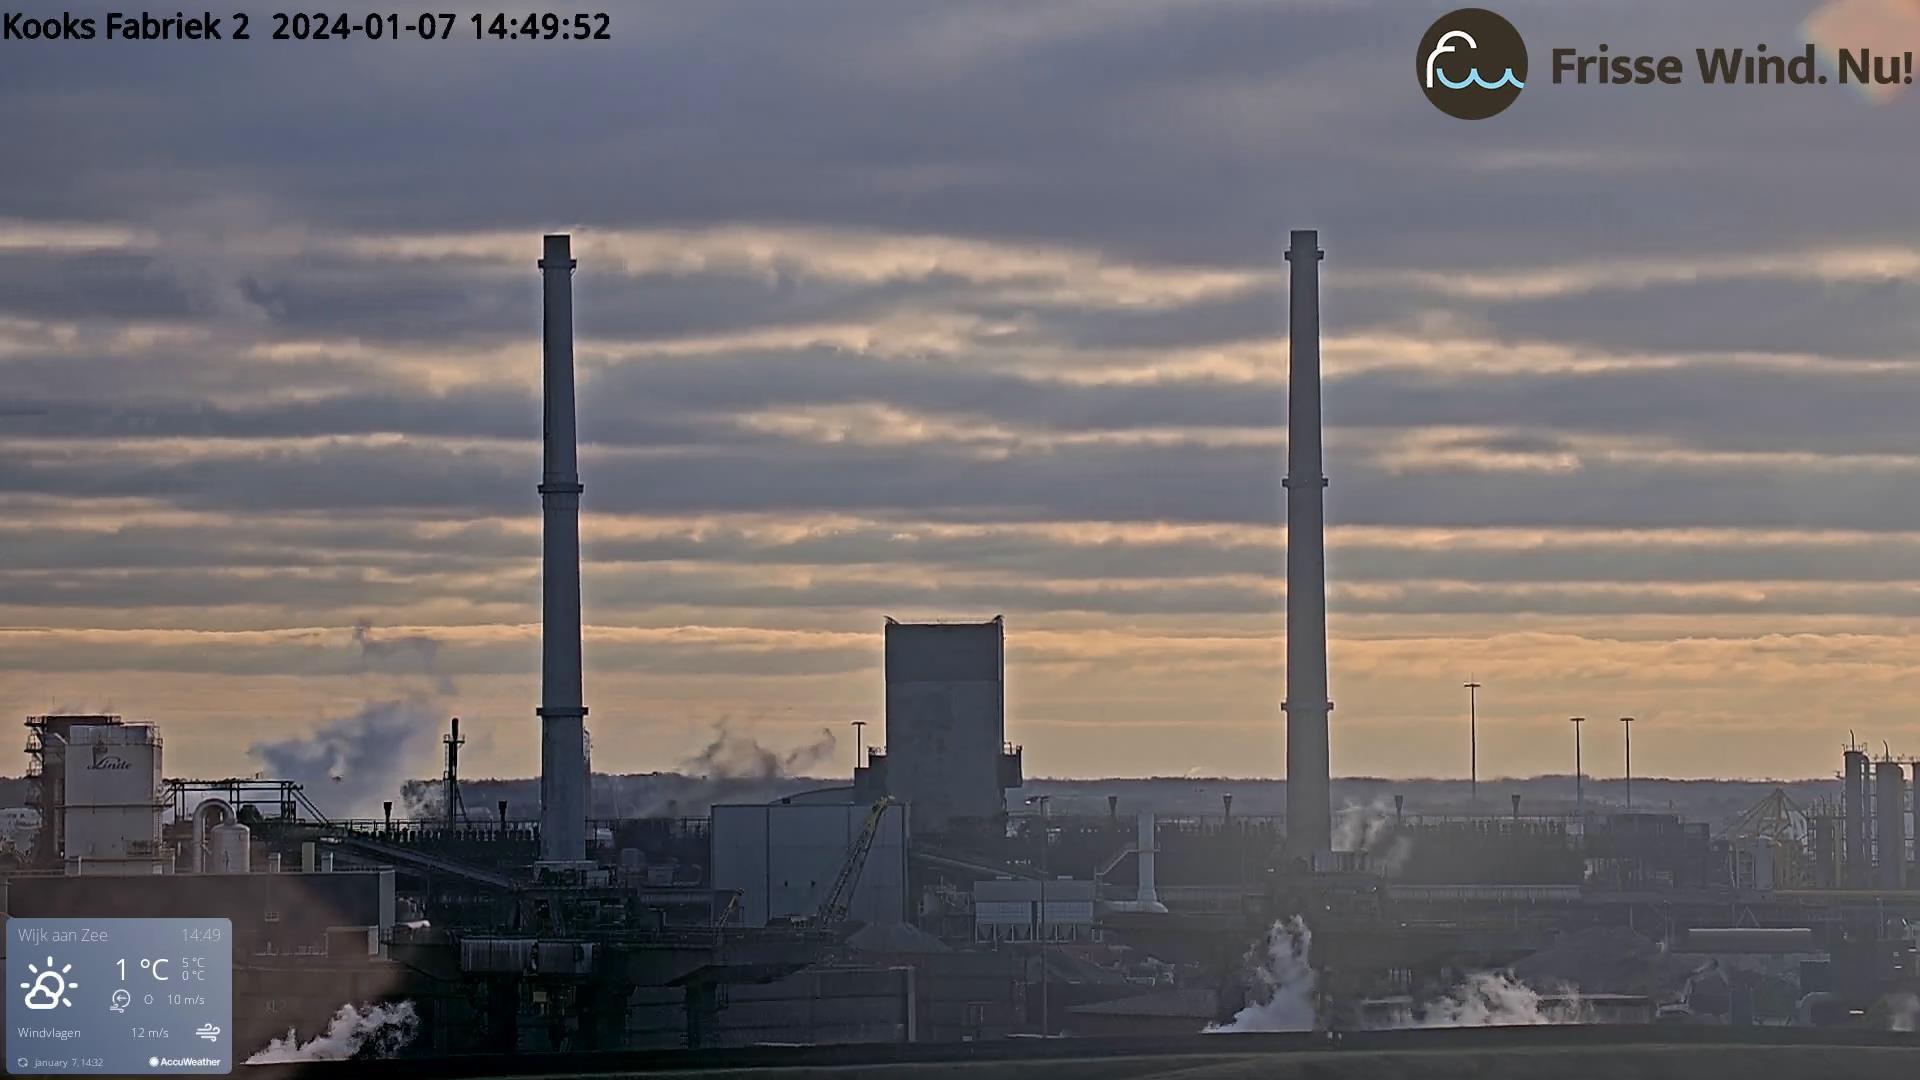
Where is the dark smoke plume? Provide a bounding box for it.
[406,724,844,820]
[681,722,838,780]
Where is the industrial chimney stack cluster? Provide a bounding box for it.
[1829,746,1913,889]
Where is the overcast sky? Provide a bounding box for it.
[3,0,1919,786]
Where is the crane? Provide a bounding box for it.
[815,796,896,926]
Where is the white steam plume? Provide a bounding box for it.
[1332,798,1394,852]
[1206,917,1318,1032]
[1331,797,1414,875]
[249,701,439,819]
[1409,972,1589,1027]
[1206,919,1586,1033]
[247,1001,419,1063]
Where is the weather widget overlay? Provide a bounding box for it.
[7,919,232,1075]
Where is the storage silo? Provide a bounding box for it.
[60,719,166,876]
[210,822,251,874]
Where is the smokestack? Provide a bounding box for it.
[444,716,463,828]
[1878,759,1906,890]
[538,233,589,866]
[1283,228,1331,863]
[1911,778,1919,888]
[1845,748,1869,887]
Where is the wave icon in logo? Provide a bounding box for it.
[1418,10,1529,118]
[1426,31,1525,89]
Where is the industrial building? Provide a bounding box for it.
[856,616,1022,832]
[710,800,908,927]
[25,713,168,875]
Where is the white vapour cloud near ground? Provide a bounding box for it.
[1208,919,1586,1032]
[246,1001,419,1063]
[1412,972,1587,1028]
[1206,917,1317,1032]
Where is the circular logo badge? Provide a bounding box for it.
[1418,9,1528,119]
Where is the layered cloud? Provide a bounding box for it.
[2,0,1917,779]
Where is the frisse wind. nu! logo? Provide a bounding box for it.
[1419,9,1529,118]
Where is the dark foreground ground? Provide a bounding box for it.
[648,1048,1920,1080]
[241,1027,1920,1080]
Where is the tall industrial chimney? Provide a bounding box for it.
[538,234,589,866]
[1878,759,1906,890]
[1844,747,1869,887]
[1283,229,1331,863]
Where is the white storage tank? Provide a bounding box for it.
[62,721,166,875]
[210,822,251,873]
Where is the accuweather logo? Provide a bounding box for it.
[1419,9,1528,118]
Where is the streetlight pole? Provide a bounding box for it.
[1569,717,1587,825]
[1464,679,1482,806]
[1025,794,1052,1036]
[1619,717,1635,810]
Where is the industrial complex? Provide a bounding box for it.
[8,232,1920,1061]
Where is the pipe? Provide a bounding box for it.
[1283,228,1331,863]
[538,233,589,865]
[191,798,235,875]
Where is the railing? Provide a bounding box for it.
[320,815,713,840]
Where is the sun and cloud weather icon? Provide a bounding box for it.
[20,957,78,1010]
